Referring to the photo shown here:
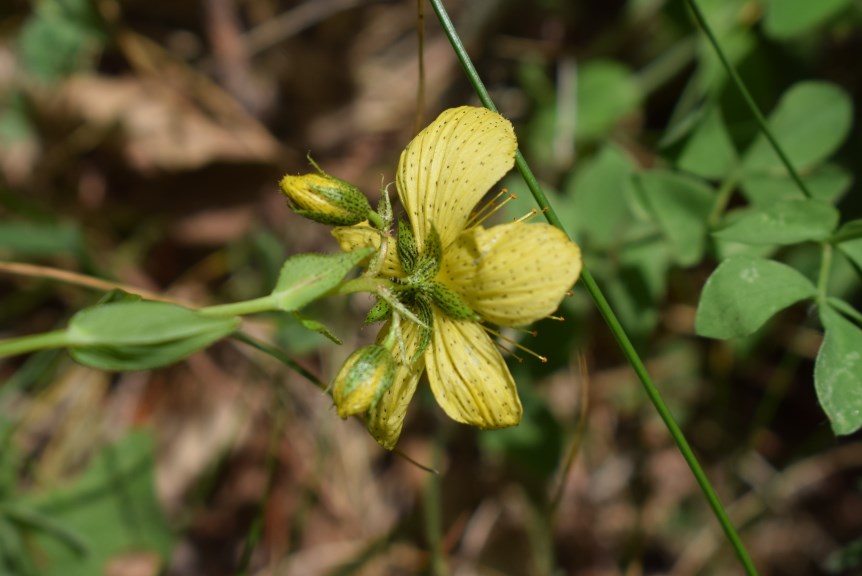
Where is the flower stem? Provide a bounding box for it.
[198,295,278,317]
[0,330,71,358]
[233,330,325,389]
[367,210,386,230]
[816,242,833,305]
[684,0,811,200]
[708,170,741,228]
[429,0,758,573]
[329,276,394,296]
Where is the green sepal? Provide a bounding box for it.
[376,183,393,230]
[411,225,443,283]
[365,298,392,324]
[428,282,479,321]
[412,297,434,364]
[331,344,396,417]
[397,219,418,275]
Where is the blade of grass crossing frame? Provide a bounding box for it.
[427,1,759,574]
[683,0,812,200]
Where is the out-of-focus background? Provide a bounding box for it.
[1,0,861,574]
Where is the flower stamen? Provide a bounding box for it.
[482,325,548,363]
[467,188,516,228]
[513,208,538,223]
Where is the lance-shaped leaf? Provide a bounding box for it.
[66,301,240,371]
[271,248,373,311]
[67,301,237,346]
[696,257,817,339]
[815,306,862,435]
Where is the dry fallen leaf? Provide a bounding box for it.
[52,75,281,172]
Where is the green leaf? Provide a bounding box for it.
[839,240,862,275]
[833,219,862,243]
[69,327,236,371]
[603,238,673,337]
[2,503,88,556]
[66,301,239,370]
[292,311,342,345]
[575,60,641,142]
[815,306,862,435]
[742,82,853,175]
[677,106,738,179]
[0,221,83,258]
[18,0,107,80]
[67,301,238,346]
[567,145,635,249]
[0,92,35,144]
[740,163,852,206]
[695,257,817,339]
[762,0,852,39]
[271,249,373,312]
[21,431,174,576]
[713,199,839,245]
[632,170,714,266]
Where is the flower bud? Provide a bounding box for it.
[279,172,372,226]
[332,345,395,418]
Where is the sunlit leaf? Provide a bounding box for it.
[272,248,373,312]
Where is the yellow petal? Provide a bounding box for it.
[425,311,522,428]
[366,321,425,450]
[440,222,581,326]
[396,107,517,252]
[331,223,403,277]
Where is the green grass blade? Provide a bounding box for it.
[684,0,812,199]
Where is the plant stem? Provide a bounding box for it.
[816,242,833,305]
[367,210,386,230]
[329,276,393,296]
[826,297,862,325]
[423,436,447,576]
[233,330,325,389]
[684,0,811,200]
[0,330,71,358]
[199,295,278,317]
[429,0,758,573]
[708,170,740,228]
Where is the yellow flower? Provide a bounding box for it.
[352,106,582,449]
